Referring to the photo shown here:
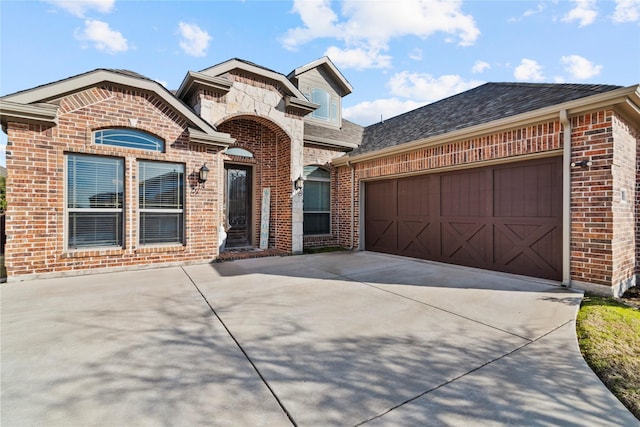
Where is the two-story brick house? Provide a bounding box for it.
[1,57,639,297]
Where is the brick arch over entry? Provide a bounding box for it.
[217,116,293,252]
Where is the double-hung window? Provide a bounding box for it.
[138,161,185,245]
[67,154,124,249]
[303,166,331,235]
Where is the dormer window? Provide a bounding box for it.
[309,88,338,124]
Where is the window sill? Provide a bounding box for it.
[62,247,125,258]
[135,244,186,254]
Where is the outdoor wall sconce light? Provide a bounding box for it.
[199,163,210,184]
[191,163,210,196]
[291,176,304,198]
[570,159,593,168]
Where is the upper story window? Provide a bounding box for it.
[94,128,164,152]
[309,88,338,124]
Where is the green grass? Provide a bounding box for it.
[576,295,640,419]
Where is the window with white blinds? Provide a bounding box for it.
[303,166,331,235]
[67,154,124,249]
[138,161,184,245]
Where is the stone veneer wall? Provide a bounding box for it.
[5,85,223,280]
[196,71,306,253]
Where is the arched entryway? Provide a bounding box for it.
[217,116,293,252]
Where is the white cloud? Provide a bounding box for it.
[561,54,602,80]
[178,22,211,57]
[471,60,490,74]
[281,0,338,49]
[508,2,546,22]
[409,48,423,61]
[612,0,640,23]
[514,58,545,81]
[45,0,115,17]
[324,45,391,69]
[282,0,480,69]
[562,0,598,27]
[154,79,168,87]
[344,71,484,126]
[75,19,128,54]
[344,98,425,126]
[387,71,483,102]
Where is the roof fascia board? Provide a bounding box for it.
[188,127,235,147]
[304,135,358,150]
[203,59,310,101]
[334,84,640,166]
[285,96,319,114]
[176,71,232,99]
[0,100,58,132]
[288,57,353,95]
[1,69,222,137]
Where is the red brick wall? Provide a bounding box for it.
[217,117,292,251]
[5,85,223,279]
[334,111,638,290]
[610,112,638,290]
[336,120,563,254]
[637,125,640,279]
[569,111,615,286]
[303,143,349,249]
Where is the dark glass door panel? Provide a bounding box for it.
[225,165,251,248]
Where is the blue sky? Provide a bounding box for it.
[1,0,639,166]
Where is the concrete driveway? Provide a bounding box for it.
[1,252,637,426]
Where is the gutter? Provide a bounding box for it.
[348,160,355,250]
[334,84,640,167]
[560,110,571,287]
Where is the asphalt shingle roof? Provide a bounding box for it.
[304,119,364,148]
[352,82,622,156]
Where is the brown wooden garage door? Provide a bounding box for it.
[365,157,562,280]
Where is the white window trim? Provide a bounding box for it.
[65,153,124,251]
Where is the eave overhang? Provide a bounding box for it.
[0,100,58,133]
[286,97,319,115]
[188,127,235,147]
[201,59,310,100]
[1,69,227,142]
[288,57,353,96]
[304,134,358,150]
[176,71,233,100]
[334,84,640,166]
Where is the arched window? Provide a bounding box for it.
[303,166,331,235]
[94,128,164,152]
[226,147,254,158]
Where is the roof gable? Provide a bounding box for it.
[197,58,308,100]
[288,57,353,96]
[0,69,232,143]
[178,58,317,115]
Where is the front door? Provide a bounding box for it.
[225,165,252,248]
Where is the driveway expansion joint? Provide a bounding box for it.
[180,267,297,427]
[351,279,536,342]
[354,319,575,426]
